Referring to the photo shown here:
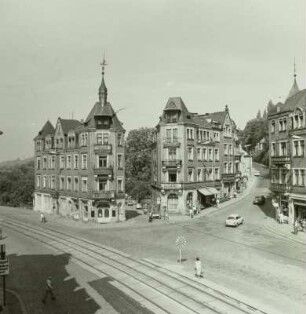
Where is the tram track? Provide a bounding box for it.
[2,217,269,314]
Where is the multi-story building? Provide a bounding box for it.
[151,97,242,216]
[33,61,126,223]
[268,72,306,223]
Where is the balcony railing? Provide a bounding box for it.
[94,143,112,154]
[88,190,116,199]
[162,159,182,168]
[93,166,113,176]
[271,156,291,164]
[222,173,235,181]
[291,185,305,194]
[163,138,181,148]
[270,183,292,193]
[161,183,183,190]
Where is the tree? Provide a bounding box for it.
[240,118,268,149]
[262,109,267,120]
[125,127,155,201]
[256,110,261,119]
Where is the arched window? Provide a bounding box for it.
[168,194,178,211]
[105,208,109,218]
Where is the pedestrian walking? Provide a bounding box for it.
[293,219,299,234]
[42,276,56,303]
[216,198,220,208]
[189,208,193,218]
[40,213,46,223]
[279,212,283,224]
[194,257,203,278]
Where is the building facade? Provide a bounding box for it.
[33,61,126,223]
[268,74,306,223]
[151,97,244,216]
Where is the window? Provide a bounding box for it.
[279,120,283,132]
[214,149,219,161]
[74,155,79,169]
[271,120,275,133]
[51,176,55,189]
[214,168,220,180]
[208,149,213,161]
[36,175,41,188]
[80,133,88,146]
[112,209,116,217]
[173,128,178,140]
[60,155,65,168]
[293,141,298,157]
[74,177,79,191]
[197,148,201,161]
[36,141,42,152]
[98,156,107,168]
[103,133,109,144]
[97,133,103,145]
[271,143,276,156]
[117,154,123,169]
[207,168,213,180]
[68,135,75,148]
[166,112,178,123]
[229,145,232,155]
[51,156,55,169]
[43,176,47,188]
[280,142,287,156]
[168,194,178,211]
[117,133,123,146]
[188,147,193,160]
[188,168,193,182]
[117,178,123,191]
[166,129,171,141]
[197,168,202,181]
[301,140,305,156]
[36,157,41,170]
[82,154,88,169]
[301,170,305,186]
[224,162,228,173]
[98,179,107,191]
[168,148,176,160]
[82,177,88,192]
[67,177,72,190]
[168,172,177,182]
[60,176,65,190]
[187,128,194,140]
[43,156,47,169]
[228,162,233,173]
[202,148,207,161]
[66,155,72,169]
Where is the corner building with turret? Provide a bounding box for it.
[33,61,126,223]
[151,97,244,216]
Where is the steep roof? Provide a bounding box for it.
[34,120,55,140]
[164,97,189,113]
[287,78,300,100]
[60,119,81,134]
[200,111,226,124]
[269,89,306,115]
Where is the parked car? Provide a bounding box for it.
[127,199,134,206]
[254,171,260,176]
[136,203,142,210]
[152,212,161,219]
[253,195,265,205]
[225,214,244,227]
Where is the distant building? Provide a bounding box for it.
[268,69,306,223]
[151,98,244,216]
[33,60,126,223]
[253,137,268,155]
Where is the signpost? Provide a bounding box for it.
[175,235,186,264]
[0,244,8,306]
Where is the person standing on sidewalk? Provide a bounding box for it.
[42,276,56,303]
[194,257,203,278]
[293,219,299,234]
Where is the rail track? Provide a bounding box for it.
[2,217,268,314]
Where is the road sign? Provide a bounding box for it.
[0,258,9,276]
[175,235,186,249]
[176,235,186,264]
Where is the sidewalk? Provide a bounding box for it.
[168,175,258,222]
[263,217,306,245]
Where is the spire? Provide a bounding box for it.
[225,104,229,113]
[287,59,300,100]
[99,55,108,106]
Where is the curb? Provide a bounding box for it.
[263,224,306,245]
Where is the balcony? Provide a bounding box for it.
[94,143,112,154]
[93,166,113,176]
[291,186,306,195]
[270,183,292,193]
[163,138,181,148]
[161,183,183,190]
[88,190,116,199]
[271,156,290,165]
[222,173,235,182]
[162,159,182,168]
[235,171,242,179]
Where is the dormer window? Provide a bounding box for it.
[36,140,42,152]
[96,117,111,129]
[165,111,178,123]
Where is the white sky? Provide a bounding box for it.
[0,0,305,161]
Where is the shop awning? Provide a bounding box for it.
[197,188,214,196]
[207,187,219,195]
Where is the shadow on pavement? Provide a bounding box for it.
[7,253,100,314]
[89,277,155,314]
[125,209,142,220]
[257,195,275,219]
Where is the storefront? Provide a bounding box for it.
[197,187,220,209]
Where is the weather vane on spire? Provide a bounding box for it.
[100,53,107,76]
[293,57,297,78]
